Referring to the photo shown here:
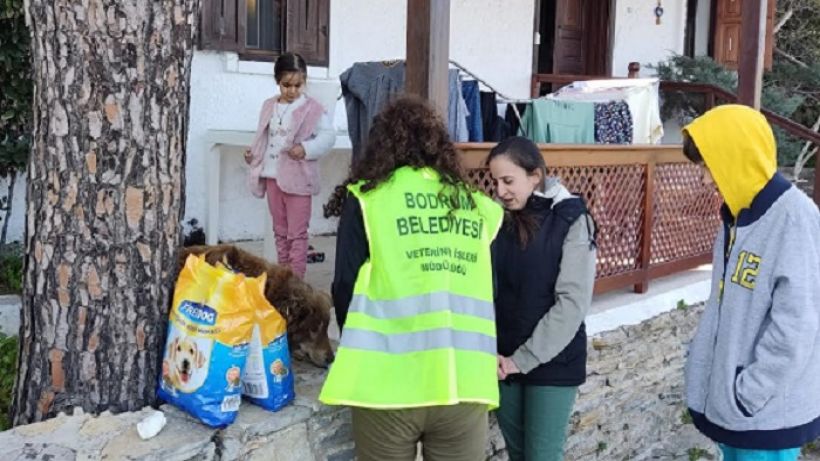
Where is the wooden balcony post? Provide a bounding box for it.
[738,0,767,109]
[628,62,641,78]
[636,161,655,294]
[705,90,716,111]
[406,0,450,119]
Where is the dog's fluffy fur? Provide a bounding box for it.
[177,245,334,368]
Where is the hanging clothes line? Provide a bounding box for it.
[446,60,526,130]
[335,59,529,101]
[336,59,528,142]
[447,60,529,104]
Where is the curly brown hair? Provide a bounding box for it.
[324,96,474,217]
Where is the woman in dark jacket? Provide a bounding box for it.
[488,137,596,461]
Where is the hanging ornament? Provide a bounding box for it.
[655,0,665,25]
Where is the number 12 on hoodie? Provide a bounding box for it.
[731,251,761,290]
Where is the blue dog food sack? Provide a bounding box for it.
[158,255,255,428]
[241,277,295,411]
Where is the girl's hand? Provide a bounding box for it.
[243,149,253,165]
[497,355,507,380]
[499,356,520,377]
[288,144,306,160]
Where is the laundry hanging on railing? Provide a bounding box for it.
[519,99,596,144]
[547,78,663,144]
[513,98,635,145]
[594,100,633,144]
[452,65,637,145]
[461,80,483,142]
[339,61,470,160]
[479,91,507,142]
[449,59,530,143]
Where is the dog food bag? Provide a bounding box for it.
[158,254,255,428]
[241,273,295,412]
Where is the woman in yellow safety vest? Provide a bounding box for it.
[321,96,504,461]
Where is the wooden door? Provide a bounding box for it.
[714,0,775,70]
[553,0,585,75]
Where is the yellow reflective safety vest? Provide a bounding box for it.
[319,166,504,409]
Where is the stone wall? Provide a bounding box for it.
[560,305,714,461]
[0,305,720,461]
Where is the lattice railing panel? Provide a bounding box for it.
[467,165,646,279]
[650,163,722,266]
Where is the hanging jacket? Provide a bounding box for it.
[340,62,468,161]
[340,62,406,162]
[684,105,820,449]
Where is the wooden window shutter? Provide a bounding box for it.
[285,0,329,66]
[713,0,775,70]
[200,0,243,52]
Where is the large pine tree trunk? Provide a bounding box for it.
[13,0,198,425]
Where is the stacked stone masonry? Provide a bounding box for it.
[2,304,817,460]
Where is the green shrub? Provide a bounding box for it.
[0,243,22,295]
[687,447,713,461]
[680,408,694,424]
[652,55,807,167]
[0,333,18,430]
[0,0,32,246]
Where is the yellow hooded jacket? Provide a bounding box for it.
[683,104,777,218]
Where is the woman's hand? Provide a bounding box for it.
[288,144,306,160]
[243,149,253,165]
[497,355,507,380]
[499,356,520,379]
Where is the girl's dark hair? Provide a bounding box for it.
[486,136,547,247]
[682,131,704,164]
[274,52,307,82]
[324,96,475,217]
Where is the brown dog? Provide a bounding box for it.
[177,244,334,368]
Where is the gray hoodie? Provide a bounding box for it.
[685,176,820,449]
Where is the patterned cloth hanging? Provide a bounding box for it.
[594,101,633,144]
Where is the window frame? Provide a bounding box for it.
[199,0,329,67]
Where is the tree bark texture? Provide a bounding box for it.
[13,0,198,425]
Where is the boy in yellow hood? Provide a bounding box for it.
[682,105,820,461]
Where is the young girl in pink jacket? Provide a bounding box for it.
[244,53,335,278]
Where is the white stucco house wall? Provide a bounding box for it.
[3,0,710,245]
[188,0,709,245]
[186,0,538,246]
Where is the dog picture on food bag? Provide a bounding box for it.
[270,358,289,383]
[225,365,242,391]
[162,327,213,394]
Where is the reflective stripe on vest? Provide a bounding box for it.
[339,327,496,355]
[348,292,495,320]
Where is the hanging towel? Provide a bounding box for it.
[521,99,595,144]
